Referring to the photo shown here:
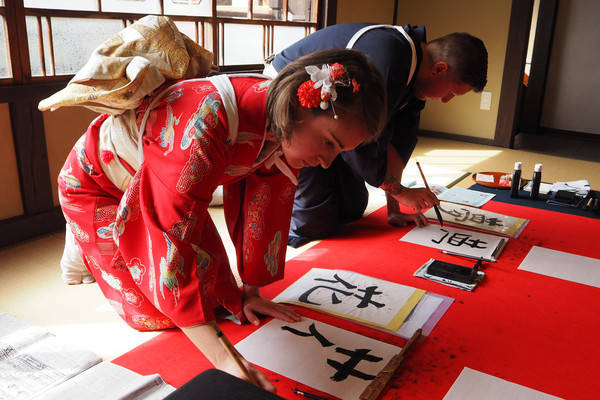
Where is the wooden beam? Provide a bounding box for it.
[519,0,558,134]
[419,129,495,147]
[9,97,54,215]
[317,0,336,30]
[0,207,64,248]
[22,8,316,27]
[4,0,30,83]
[0,80,65,107]
[493,0,534,148]
[211,0,219,66]
[36,16,46,76]
[46,16,56,76]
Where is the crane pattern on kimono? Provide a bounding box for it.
[159,104,181,156]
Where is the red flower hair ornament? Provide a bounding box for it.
[296,62,359,119]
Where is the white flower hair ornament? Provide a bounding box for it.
[297,62,360,119]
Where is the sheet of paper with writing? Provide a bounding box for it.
[38,361,175,400]
[235,318,401,400]
[0,313,102,400]
[423,201,529,237]
[400,225,508,262]
[273,268,425,332]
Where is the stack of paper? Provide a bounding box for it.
[0,313,102,399]
[38,362,175,400]
[273,268,452,338]
[0,313,174,400]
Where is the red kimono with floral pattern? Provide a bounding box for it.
[58,77,297,331]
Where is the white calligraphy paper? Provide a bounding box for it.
[518,246,600,288]
[236,318,401,400]
[443,367,563,400]
[400,225,508,262]
[424,201,529,237]
[437,187,496,207]
[273,268,425,331]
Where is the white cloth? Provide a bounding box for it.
[549,180,591,197]
[262,62,278,78]
[346,24,417,85]
[60,226,95,284]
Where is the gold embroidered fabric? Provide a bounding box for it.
[38,15,217,114]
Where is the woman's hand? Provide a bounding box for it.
[217,350,276,393]
[181,323,277,393]
[242,285,302,326]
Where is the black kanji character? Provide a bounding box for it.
[298,285,354,305]
[281,323,334,347]
[483,217,504,227]
[354,286,384,308]
[327,347,383,381]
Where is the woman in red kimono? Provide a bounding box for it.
[57,49,386,391]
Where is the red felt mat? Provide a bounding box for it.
[114,201,600,400]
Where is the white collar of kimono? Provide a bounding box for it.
[346,24,416,86]
[137,74,298,186]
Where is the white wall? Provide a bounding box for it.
[541,0,600,135]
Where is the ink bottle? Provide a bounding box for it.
[530,163,542,200]
[510,161,522,198]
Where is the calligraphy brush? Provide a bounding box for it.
[415,161,444,227]
[210,322,258,386]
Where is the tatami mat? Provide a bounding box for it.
[1,135,598,361]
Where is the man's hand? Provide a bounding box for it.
[381,173,439,213]
[382,145,439,227]
[385,191,428,227]
[380,148,439,212]
[388,209,428,227]
[392,186,440,211]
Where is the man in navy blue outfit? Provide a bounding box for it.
[267,23,488,247]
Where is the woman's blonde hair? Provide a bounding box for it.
[266,49,386,143]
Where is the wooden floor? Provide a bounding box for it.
[1,135,599,361]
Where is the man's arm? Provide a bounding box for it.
[380,143,437,227]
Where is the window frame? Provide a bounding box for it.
[0,0,336,85]
[0,0,336,247]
